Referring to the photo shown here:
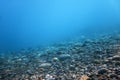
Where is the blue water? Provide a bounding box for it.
[0,0,120,52]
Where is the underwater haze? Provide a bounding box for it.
[0,0,120,52]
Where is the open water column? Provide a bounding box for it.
[0,0,120,80]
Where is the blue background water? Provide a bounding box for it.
[0,0,120,52]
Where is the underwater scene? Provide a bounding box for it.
[0,0,120,80]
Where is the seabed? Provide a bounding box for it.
[0,33,120,80]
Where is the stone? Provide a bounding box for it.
[45,74,55,80]
[112,55,120,61]
[109,74,118,79]
[59,54,71,60]
[115,70,120,75]
[98,68,108,75]
[39,63,52,68]
[69,65,75,71]
[52,57,59,61]
[0,76,2,79]
[80,75,89,80]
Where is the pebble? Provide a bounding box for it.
[39,63,52,68]
[52,57,59,61]
[45,74,55,80]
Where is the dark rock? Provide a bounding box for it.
[101,78,107,80]
[56,51,64,55]
[114,62,120,66]
[110,74,118,79]
[98,68,108,75]
[115,70,120,75]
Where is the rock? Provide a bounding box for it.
[26,70,34,75]
[38,77,43,80]
[92,60,101,64]
[80,75,89,80]
[115,70,120,75]
[30,75,37,80]
[109,74,118,79]
[114,62,120,66]
[39,63,52,68]
[100,78,108,80]
[52,57,59,61]
[45,74,55,80]
[59,54,71,60]
[56,51,63,55]
[98,68,108,75]
[118,75,120,80]
[69,65,75,71]
[112,55,120,61]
